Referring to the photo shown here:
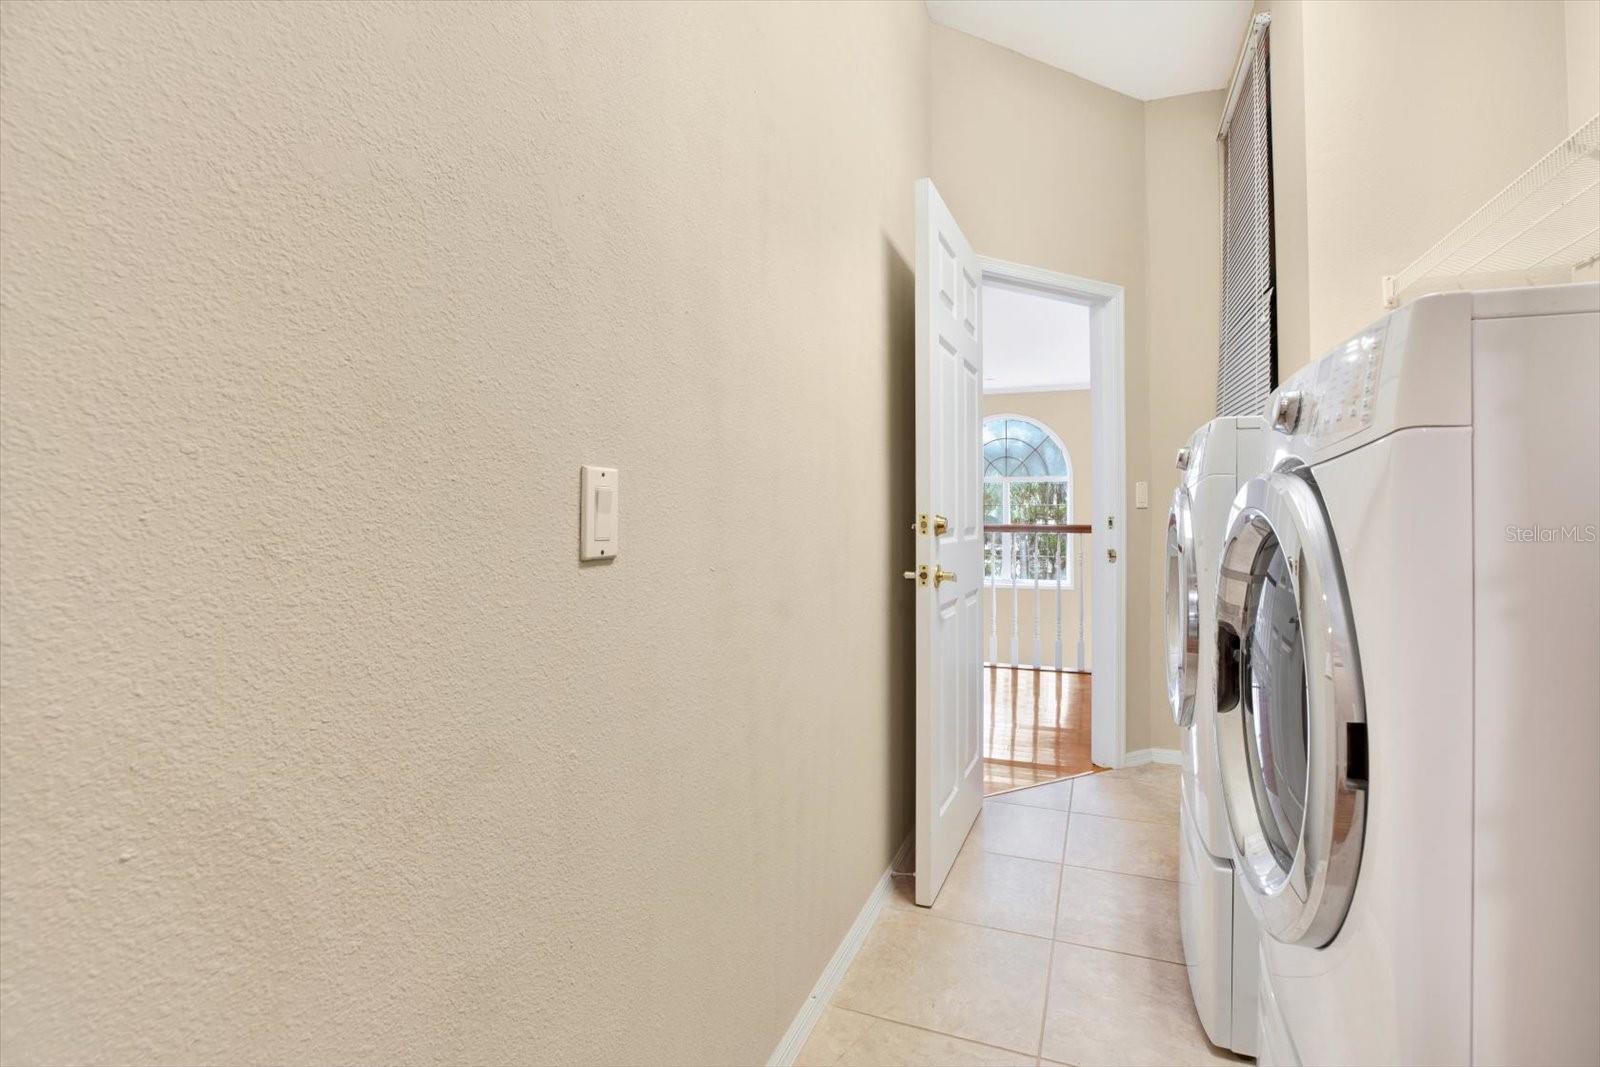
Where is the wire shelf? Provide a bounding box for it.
[1384,114,1600,307]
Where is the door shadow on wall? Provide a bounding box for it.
[882,233,916,857]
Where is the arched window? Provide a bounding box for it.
[983,414,1075,586]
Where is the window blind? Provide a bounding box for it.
[1216,23,1276,418]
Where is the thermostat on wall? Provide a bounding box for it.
[580,465,619,561]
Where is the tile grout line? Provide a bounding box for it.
[970,844,1073,866]
[1036,938,1058,1062]
[989,800,1075,813]
[884,902,1191,969]
[1070,810,1177,826]
[825,1004,1050,1060]
[1033,806,1071,1060]
[886,896,1057,943]
[1053,933,1186,968]
[1068,790,1180,828]
[1060,859,1180,886]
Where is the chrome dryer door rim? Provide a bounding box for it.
[1165,486,1199,728]
[1213,466,1367,948]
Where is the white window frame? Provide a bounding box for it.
[982,413,1075,589]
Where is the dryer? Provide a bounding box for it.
[1165,416,1264,1056]
[1210,283,1600,1066]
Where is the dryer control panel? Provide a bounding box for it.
[1288,325,1387,447]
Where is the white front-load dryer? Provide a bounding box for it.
[1165,415,1264,1056]
[1211,283,1600,1066]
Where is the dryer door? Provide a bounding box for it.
[1213,467,1367,947]
[1165,486,1200,727]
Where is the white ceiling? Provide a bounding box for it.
[925,0,1255,101]
[982,280,1091,393]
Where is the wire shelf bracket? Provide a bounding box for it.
[1383,114,1600,308]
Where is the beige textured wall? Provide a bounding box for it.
[1567,1,1600,128]
[931,26,1223,757]
[1569,0,1600,284]
[0,2,928,1064]
[981,391,1094,672]
[1142,91,1226,756]
[1261,0,1572,374]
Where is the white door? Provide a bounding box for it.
[912,179,984,906]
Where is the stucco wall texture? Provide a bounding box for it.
[0,2,928,1063]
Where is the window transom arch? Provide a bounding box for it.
[984,414,1071,479]
[983,414,1076,587]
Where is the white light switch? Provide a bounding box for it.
[580,466,619,560]
[1135,481,1149,509]
[594,486,616,541]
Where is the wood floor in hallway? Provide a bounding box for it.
[982,666,1095,795]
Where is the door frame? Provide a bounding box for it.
[977,256,1127,769]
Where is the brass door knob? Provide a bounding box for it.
[935,567,957,585]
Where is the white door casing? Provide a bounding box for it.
[978,256,1127,770]
[913,179,984,907]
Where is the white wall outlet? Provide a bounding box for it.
[1135,481,1149,509]
[580,465,618,561]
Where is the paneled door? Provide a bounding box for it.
[912,179,984,907]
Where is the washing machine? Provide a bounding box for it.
[1166,416,1264,1056]
[1210,282,1600,1066]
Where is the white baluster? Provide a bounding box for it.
[1075,534,1086,671]
[1031,539,1042,671]
[1055,536,1064,671]
[988,542,998,664]
[1009,536,1020,667]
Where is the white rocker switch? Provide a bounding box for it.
[580,465,619,561]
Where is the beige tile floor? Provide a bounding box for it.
[799,764,1244,1067]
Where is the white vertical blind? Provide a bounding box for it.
[1216,20,1276,418]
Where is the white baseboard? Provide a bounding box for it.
[1123,747,1181,767]
[767,835,912,1067]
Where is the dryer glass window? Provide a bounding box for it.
[1242,535,1309,870]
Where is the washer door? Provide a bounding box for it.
[1213,467,1367,947]
[1165,487,1200,727]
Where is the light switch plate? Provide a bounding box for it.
[1135,481,1149,509]
[580,465,619,561]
